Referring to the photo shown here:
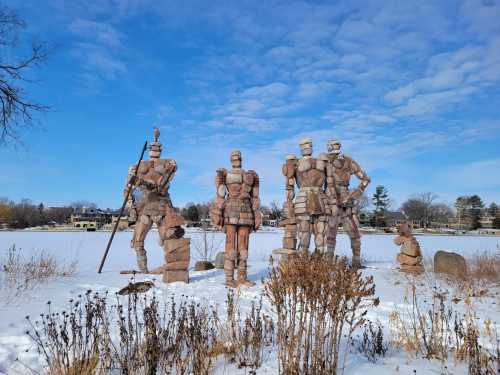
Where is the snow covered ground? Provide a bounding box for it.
[0,229,499,374]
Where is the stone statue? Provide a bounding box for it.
[211,151,261,287]
[325,139,370,268]
[394,222,424,273]
[282,138,330,252]
[124,128,190,283]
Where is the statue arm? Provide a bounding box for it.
[282,157,297,221]
[158,160,177,192]
[124,165,138,199]
[283,157,296,203]
[347,159,370,203]
[211,168,227,227]
[250,171,262,230]
[326,161,337,204]
[124,165,138,220]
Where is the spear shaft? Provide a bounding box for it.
[98,141,148,273]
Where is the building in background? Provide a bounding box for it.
[71,207,112,231]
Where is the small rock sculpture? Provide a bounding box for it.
[394,222,424,273]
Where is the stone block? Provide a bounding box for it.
[282,237,296,249]
[396,253,423,266]
[400,264,424,274]
[400,239,421,257]
[163,270,189,283]
[165,261,190,271]
[164,238,190,263]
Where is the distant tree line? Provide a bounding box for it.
[369,187,499,230]
[2,192,499,230]
[0,198,111,229]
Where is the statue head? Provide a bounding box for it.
[148,127,163,159]
[299,138,313,157]
[327,139,341,156]
[230,150,242,168]
[398,222,413,237]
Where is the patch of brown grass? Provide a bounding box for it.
[1,245,77,302]
[467,251,500,284]
[264,250,377,375]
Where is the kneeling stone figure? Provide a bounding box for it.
[124,128,190,283]
[211,151,261,288]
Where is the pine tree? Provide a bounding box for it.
[469,195,484,230]
[372,185,390,227]
[488,202,498,217]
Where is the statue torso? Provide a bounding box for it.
[295,157,326,189]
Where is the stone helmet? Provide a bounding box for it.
[230,150,242,168]
[299,137,313,156]
[327,139,341,155]
[148,127,163,159]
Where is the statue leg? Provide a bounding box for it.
[313,216,327,252]
[132,214,152,272]
[326,206,340,254]
[297,218,312,252]
[224,224,238,287]
[158,215,190,283]
[237,226,254,287]
[343,208,362,268]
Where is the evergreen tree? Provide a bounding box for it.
[186,204,200,222]
[488,202,498,217]
[469,195,484,230]
[372,185,390,227]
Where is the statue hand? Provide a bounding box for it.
[254,211,262,231]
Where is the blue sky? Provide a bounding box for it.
[1,0,499,209]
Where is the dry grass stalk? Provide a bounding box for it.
[1,244,77,302]
[218,289,275,370]
[467,251,500,285]
[26,279,281,374]
[389,283,500,373]
[353,320,389,363]
[264,250,376,375]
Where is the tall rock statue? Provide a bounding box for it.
[124,128,190,283]
[325,139,370,268]
[211,151,261,288]
[282,138,330,252]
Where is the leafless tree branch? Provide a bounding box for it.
[0,4,50,145]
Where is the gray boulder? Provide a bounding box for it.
[194,261,215,271]
[214,251,225,269]
[434,250,467,278]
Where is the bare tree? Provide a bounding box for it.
[401,193,451,228]
[269,200,283,221]
[0,4,49,144]
[354,192,370,212]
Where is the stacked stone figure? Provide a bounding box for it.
[280,138,331,253]
[124,128,190,283]
[211,151,261,287]
[325,139,370,268]
[394,222,424,273]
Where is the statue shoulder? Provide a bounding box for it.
[283,155,297,177]
[318,152,329,161]
[216,167,227,175]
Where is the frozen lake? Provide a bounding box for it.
[0,229,498,273]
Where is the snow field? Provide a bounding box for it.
[0,229,499,374]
